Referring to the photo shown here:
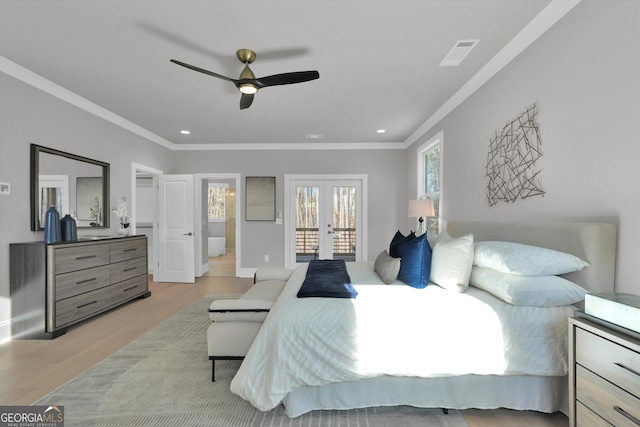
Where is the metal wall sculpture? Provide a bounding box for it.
[485,104,545,206]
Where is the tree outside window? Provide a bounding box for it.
[208,183,228,222]
[418,132,443,235]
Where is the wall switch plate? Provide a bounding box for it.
[0,182,10,195]
[264,255,269,262]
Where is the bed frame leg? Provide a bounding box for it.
[442,408,449,415]
[211,359,216,382]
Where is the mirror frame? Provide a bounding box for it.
[30,144,110,231]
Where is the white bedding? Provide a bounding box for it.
[230,262,576,412]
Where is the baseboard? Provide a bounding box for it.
[237,267,256,278]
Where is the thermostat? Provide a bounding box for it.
[0,182,10,195]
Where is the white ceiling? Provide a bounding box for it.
[0,0,577,149]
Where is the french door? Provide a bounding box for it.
[285,175,367,268]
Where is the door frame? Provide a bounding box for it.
[284,174,368,269]
[130,162,162,282]
[194,173,243,277]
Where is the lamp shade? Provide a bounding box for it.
[408,199,435,218]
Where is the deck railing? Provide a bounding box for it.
[296,227,356,259]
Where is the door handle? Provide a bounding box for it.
[183,232,193,236]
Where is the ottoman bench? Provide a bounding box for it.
[207,267,292,381]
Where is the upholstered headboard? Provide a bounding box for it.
[446,221,617,295]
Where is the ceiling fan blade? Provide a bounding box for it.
[170,59,236,83]
[240,93,254,110]
[253,71,319,88]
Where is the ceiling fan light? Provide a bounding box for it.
[239,84,258,95]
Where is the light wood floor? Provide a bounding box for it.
[202,252,236,277]
[0,262,567,426]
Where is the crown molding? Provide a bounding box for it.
[172,141,405,151]
[1,55,177,150]
[403,0,581,149]
[1,0,580,153]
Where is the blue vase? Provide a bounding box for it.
[61,214,77,242]
[44,205,62,244]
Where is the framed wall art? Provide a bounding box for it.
[246,176,275,221]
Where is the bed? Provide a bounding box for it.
[230,221,617,417]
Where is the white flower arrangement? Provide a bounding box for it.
[112,196,129,226]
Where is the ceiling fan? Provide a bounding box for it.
[170,49,320,110]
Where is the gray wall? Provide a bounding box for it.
[405,0,639,294]
[170,149,407,269]
[1,0,637,341]
[0,74,172,341]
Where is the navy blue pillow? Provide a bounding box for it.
[389,231,415,258]
[397,233,432,289]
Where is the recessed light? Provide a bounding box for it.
[377,129,386,134]
[306,134,323,139]
[180,130,191,135]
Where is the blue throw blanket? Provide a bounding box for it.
[297,259,358,299]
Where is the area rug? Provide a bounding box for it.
[35,295,468,427]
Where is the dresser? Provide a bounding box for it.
[569,316,640,426]
[10,235,150,339]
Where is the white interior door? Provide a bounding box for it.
[285,175,366,268]
[158,174,195,283]
[39,175,69,227]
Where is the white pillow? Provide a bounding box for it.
[474,241,590,276]
[470,266,587,306]
[430,232,474,292]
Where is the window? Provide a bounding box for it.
[417,131,443,235]
[208,183,228,222]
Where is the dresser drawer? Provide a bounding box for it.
[576,401,613,427]
[107,275,148,306]
[110,256,147,284]
[576,365,640,426]
[55,265,111,300]
[576,328,640,397]
[53,244,110,274]
[55,286,112,327]
[55,275,147,328]
[110,238,146,263]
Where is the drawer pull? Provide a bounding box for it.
[77,300,98,309]
[123,286,138,292]
[76,277,97,285]
[614,406,640,426]
[76,255,97,260]
[123,248,138,252]
[123,267,138,272]
[615,362,640,379]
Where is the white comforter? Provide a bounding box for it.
[230,262,575,411]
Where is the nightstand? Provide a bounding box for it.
[568,316,640,426]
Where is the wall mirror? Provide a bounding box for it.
[31,144,110,231]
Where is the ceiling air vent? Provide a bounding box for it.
[439,39,479,67]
